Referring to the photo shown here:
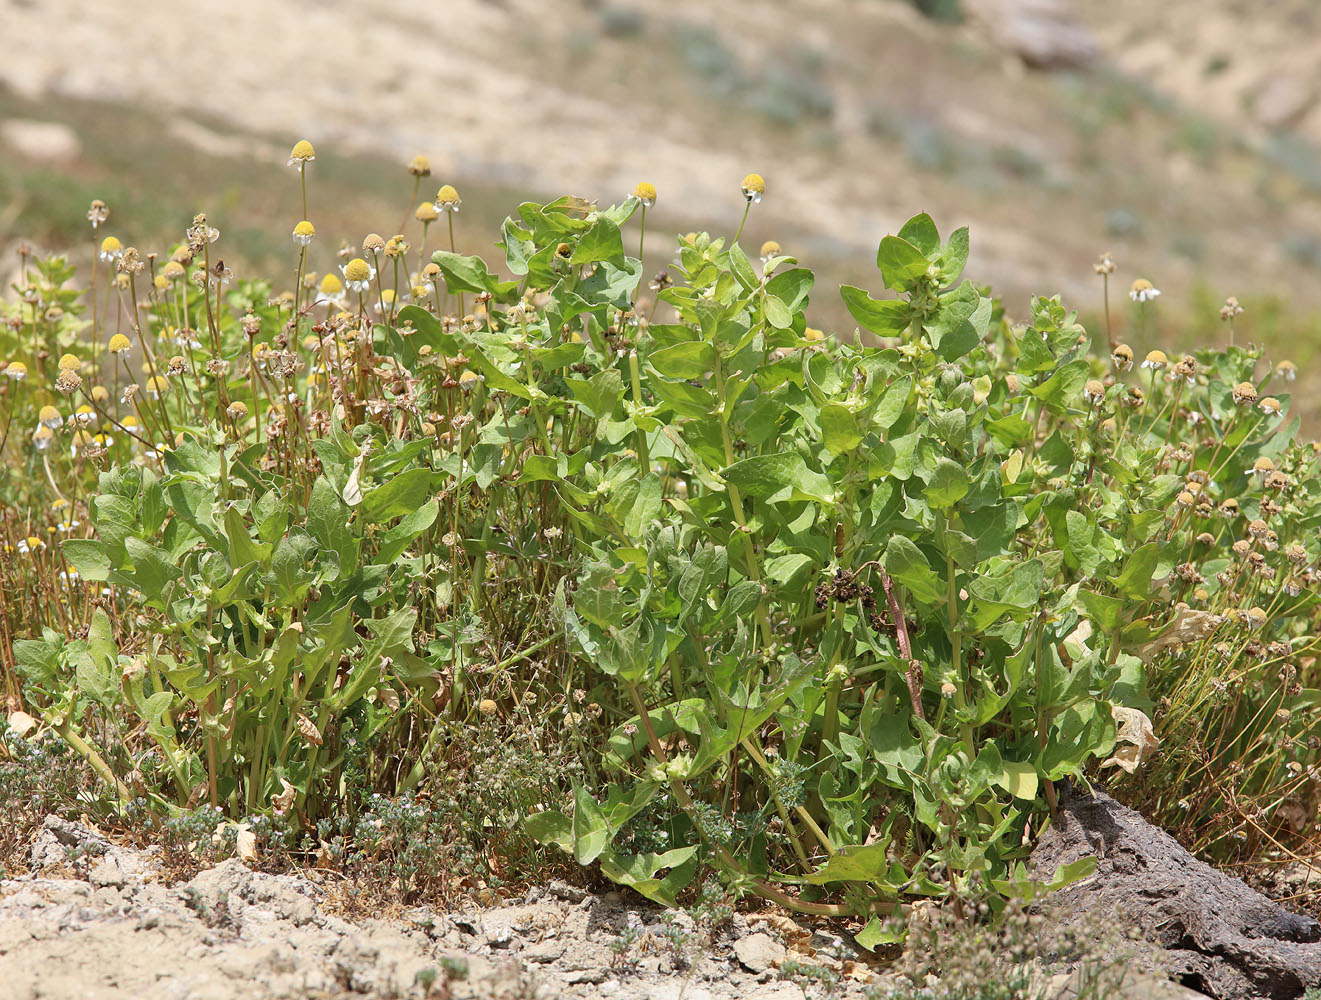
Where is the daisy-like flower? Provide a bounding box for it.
[1124,386,1145,408]
[57,352,80,371]
[32,425,54,451]
[38,405,62,429]
[1083,379,1105,404]
[1175,490,1196,507]
[434,185,461,213]
[1259,396,1282,416]
[1111,343,1133,371]
[71,404,95,425]
[69,429,95,455]
[385,234,409,257]
[121,415,140,434]
[1252,456,1274,479]
[458,369,481,388]
[226,400,248,420]
[315,273,345,305]
[341,258,374,293]
[408,154,432,177]
[292,220,316,246]
[415,201,439,223]
[92,432,112,449]
[87,199,109,228]
[1130,278,1160,302]
[5,361,28,381]
[1276,360,1297,382]
[1231,381,1258,406]
[633,181,656,208]
[1141,350,1167,371]
[361,233,385,254]
[99,236,123,263]
[90,385,110,404]
[760,239,781,262]
[741,173,766,203]
[288,139,316,166]
[144,375,168,399]
[162,260,186,282]
[17,536,45,555]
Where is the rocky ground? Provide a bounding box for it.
[1,816,886,1000]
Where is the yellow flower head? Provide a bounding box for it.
[1129,278,1160,303]
[1253,457,1275,476]
[1083,379,1105,404]
[385,234,409,257]
[32,425,54,450]
[1141,350,1167,370]
[1276,360,1298,382]
[226,400,248,420]
[459,369,481,385]
[804,327,824,342]
[292,220,316,245]
[415,201,439,223]
[108,333,132,355]
[408,154,432,177]
[633,181,657,206]
[1259,396,1282,416]
[1111,343,1133,371]
[760,240,781,258]
[319,273,344,295]
[741,173,766,202]
[99,236,122,260]
[162,260,186,281]
[57,353,81,371]
[91,385,110,403]
[154,274,169,292]
[145,375,168,398]
[4,361,28,380]
[343,258,372,283]
[423,262,442,280]
[288,139,316,164]
[38,405,62,429]
[435,184,461,210]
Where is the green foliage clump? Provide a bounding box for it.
[0,152,1318,926]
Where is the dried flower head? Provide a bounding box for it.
[1259,396,1281,416]
[1093,251,1116,275]
[87,199,109,229]
[1083,379,1105,405]
[1276,360,1297,382]
[54,368,82,395]
[1111,343,1133,371]
[1231,381,1258,405]
[1220,296,1244,322]
[361,233,385,254]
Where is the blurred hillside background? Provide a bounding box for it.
[4,0,1321,401]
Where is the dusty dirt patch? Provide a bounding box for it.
[0,817,882,1000]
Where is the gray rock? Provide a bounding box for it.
[734,932,786,974]
[88,856,127,888]
[963,0,1098,70]
[1031,785,1321,999]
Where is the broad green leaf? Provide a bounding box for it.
[923,458,969,510]
[374,499,439,565]
[898,213,941,255]
[820,404,863,455]
[361,468,436,524]
[570,217,626,266]
[876,235,931,292]
[996,760,1039,801]
[723,453,835,504]
[1109,543,1159,601]
[572,785,610,865]
[884,536,944,605]
[801,843,893,885]
[840,285,908,337]
[649,341,717,380]
[61,539,111,582]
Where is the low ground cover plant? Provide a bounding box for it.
[1,146,1318,933]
